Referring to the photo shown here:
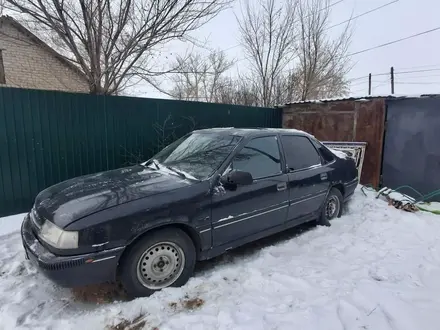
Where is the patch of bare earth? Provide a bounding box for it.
[169,295,205,311]
[71,282,128,304]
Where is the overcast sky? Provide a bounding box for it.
[130,0,440,100]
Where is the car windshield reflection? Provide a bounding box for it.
[149,132,243,180]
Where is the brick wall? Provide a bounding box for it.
[0,21,88,93]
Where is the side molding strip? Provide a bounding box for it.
[214,204,289,230]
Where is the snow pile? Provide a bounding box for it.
[376,187,440,214]
[1,188,440,329]
[417,202,440,214]
[377,187,416,204]
[0,213,26,236]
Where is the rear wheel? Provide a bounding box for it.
[317,188,343,226]
[120,228,196,297]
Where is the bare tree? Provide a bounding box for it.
[214,75,260,106]
[237,0,298,107]
[170,54,263,106]
[236,0,352,105]
[271,71,297,105]
[170,49,234,102]
[293,0,352,100]
[4,0,232,95]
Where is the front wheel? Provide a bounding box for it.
[120,228,196,297]
[317,188,343,226]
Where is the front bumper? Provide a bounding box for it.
[21,214,125,287]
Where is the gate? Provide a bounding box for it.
[381,97,440,201]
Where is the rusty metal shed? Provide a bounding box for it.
[280,94,440,189]
[280,94,440,188]
[281,96,386,187]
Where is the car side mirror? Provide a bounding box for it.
[220,170,253,187]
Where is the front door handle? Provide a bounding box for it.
[320,173,328,180]
[277,182,287,191]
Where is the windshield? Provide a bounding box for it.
[149,132,243,180]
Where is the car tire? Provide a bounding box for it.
[120,228,196,298]
[317,187,343,226]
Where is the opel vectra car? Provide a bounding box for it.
[21,128,358,297]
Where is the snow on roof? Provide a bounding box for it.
[327,147,349,159]
[280,93,440,106]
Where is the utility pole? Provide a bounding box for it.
[391,66,395,94]
[368,73,372,95]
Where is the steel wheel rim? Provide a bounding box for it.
[325,195,340,220]
[136,241,185,289]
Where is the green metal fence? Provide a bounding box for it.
[0,87,281,217]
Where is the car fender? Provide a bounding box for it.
[126,216,203,257]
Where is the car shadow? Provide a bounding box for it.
[71,221,319,304]
[194,221,317,275]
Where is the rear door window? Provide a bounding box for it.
[281,135,322,171]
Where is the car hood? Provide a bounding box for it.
[34,165,193,228]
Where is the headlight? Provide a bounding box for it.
[39,221,78,249]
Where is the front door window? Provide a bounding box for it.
[230,136,282,180]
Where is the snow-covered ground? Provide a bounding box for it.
[1,188,440,330]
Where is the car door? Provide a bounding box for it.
[279,135,331,224]
[211,135,289,247]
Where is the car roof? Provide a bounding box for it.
[193,127,314,138]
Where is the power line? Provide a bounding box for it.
[392,74,440,79]
[223,0,402,69]
[350,80,388,89]
[235,0,403,66]
[374,79,390,84]
[395,81,440,85]
[349,72,388,82]
[347,27,440,57]
[170,4,439,78]
[326,0,398,30]
[396,63,440,71]
[350,80,368,87]
[350,81,389,95]
[349,68,440,84]
[298,0,345,23]
[227,0,397,55]
[395,68,440,75]
[350,88,368,94]
[373,82,389,88]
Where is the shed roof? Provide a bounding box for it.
[281,93,440,107]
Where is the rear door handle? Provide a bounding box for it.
[277,182,287,191]
[320,173,328,180]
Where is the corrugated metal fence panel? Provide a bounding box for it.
[353,99,386,188]
[282,101,356,141]
[0,87,281,217]
[382,97,440,201]
[282,99,386,187]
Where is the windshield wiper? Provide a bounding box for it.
[164,165,187,179]
[145,159,193,180]
[144,158,160,170]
